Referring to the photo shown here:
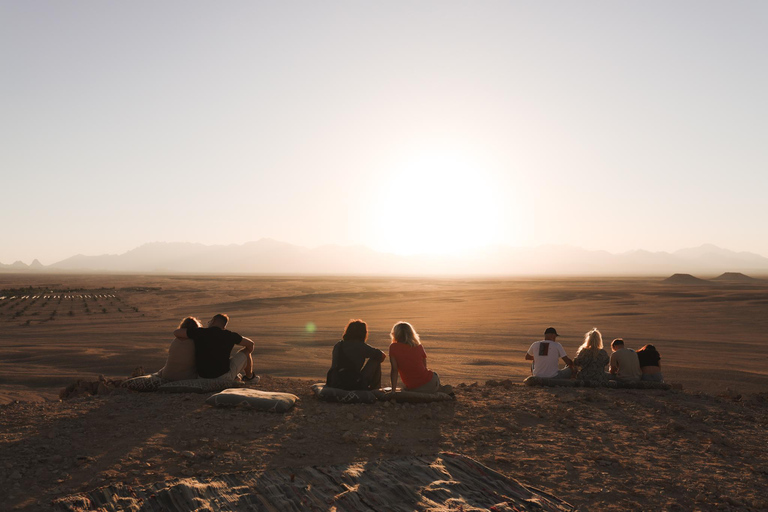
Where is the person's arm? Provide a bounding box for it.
[609,354,618,374]
[525,342,535,361]
[390,356,399,391]
[562,356,574,368]
[238,337,254,354]
[174,328,188,339]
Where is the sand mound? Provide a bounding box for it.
[52,452,574,512]
[712,272,759,282]
[662,273,708,285]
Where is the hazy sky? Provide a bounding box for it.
[2,1,766,264]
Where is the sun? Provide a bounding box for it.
[368,150,505,256]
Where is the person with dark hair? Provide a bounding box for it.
[525,327,574,379]
[174,314,257,381]
[326,319,386,391]
[609,338,642,383]
[158,317,202,381]
[636,344,664,383]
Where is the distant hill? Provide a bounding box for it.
[4,242,768,276]
[663,273,710,285]
[712,272,760,282]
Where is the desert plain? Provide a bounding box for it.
[1,273,768,511]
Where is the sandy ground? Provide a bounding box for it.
[2,377,768,511]
[1,274,768,510]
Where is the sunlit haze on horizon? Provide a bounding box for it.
[1,1,766,264]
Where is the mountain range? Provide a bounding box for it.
[2,241,768,276]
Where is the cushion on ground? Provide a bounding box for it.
[121,374,166,392]
[158,379,245,394]
[52,452,575,512]
[206,388,298,412]
[310,383,378,404]
[524,376,578,387]
[372,389,455,403]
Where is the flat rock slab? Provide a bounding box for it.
[53,452,575,512]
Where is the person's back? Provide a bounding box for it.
[159,337,198,381]
[328,339,383,389]
[188,325,242,378]
[389,342,433,389]
[526,327,573,379]
[573,328,610,384]
[637,344,664,383]
[173,313,256,381]
[159,316,201,381]
[609,338,642,382]
[326,319,385,391]
[388,322,441,393]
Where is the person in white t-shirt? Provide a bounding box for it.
[525,327,574,379]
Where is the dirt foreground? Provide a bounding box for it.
[2,376,767,511]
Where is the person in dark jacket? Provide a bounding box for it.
[326,319,386,391]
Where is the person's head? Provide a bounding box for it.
[578,328,603,354]
[391,321,421,347]
[178,316,202,330]
[342,319,368,342]
[544,327,559,341]
[637,344,658,355]
[208,313,229,329]
[611,338,625,352]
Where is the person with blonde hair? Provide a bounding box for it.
[389,322,444,393]
[158,317,202,381]
[573,328,610,385]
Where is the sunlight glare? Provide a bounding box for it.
[370,151,506,256]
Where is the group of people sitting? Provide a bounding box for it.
[325,319,452,394]
[155,314,663,391]
[157,313,258,382]
[526,326,664,384]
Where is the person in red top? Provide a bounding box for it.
[389,321,446,394]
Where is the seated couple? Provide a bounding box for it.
[527,327,664,385]
[326,319,450,394]
[158,313,258,382]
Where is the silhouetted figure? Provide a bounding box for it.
[637,344,664,383]
[326,319,385,390]
[174,313,257,381]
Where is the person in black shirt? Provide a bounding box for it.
[326,319,386,391]
[173,313,256,381]
[636,344,664,383]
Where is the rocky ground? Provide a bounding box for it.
[2,376,767,511]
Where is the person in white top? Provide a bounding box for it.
[525,327,574,379]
